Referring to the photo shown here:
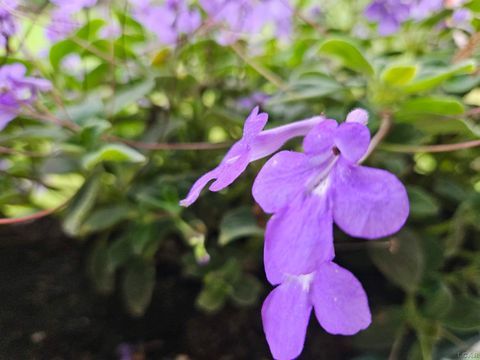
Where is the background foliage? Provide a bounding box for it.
[2,0,480,358]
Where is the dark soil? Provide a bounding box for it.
[0,219,350,360]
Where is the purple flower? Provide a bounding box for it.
[364,0,411,35]
[237,92,270,110]
[448,8,473,32]
[0,0,18,48]
[46,0,97,42]
[252,109,409,281]
[130,0,201,45]
[0,63,51,130]
[200,0,293,45]
[180,107,324,207]
[364,0,443,35]
[262,261,371,359]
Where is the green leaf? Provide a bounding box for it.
[381,65,417,86]
[87,240,115,295]
[49,40,78,69]
[319,39,374,76]
[109,236,134,269]
[421,281,453,318]
[403,61,476,93]
[230,275,262,306]
[368,230,424,293]
[396,97,465,122]
[442,296,480,331]
[196,273,229,313]
[122,259,156,317]
[61,94,104,124]
[352,306,405,351]
[80,205,131,235]
[218,207,263,246]
[62,174,101,237]
[407,186,440,218]
[83,143,146,170]
[106,79,155,114]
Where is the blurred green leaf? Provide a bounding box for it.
[396,97,465,122]
[403,61,476,93]
[407,186,440,219]
[106,78,155,115]
[63,174,101,237]
[442,296,480,331]
[87,240,115,295]
[319,39,374,76]
[83,143,146,169]
[368,230,424,292]
[80,205,131,235]
[196,272,229,313]
[421,281,453,318]
[230,274,261,306]
[218,207,263,246]
[382,65,417,86]
[122,259,156,317]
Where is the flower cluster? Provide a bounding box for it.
[0,0,18,49]
[364,0,443,35]
[46,0,97,42]
[130,0,201,45]
[0,63,51,130]
[181,107,409,359]
[199,0,293,45]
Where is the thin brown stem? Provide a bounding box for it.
[380,139,480,154]
[360,111,393,163]
[109,136,231,151]
[0,202,66,225]
[453,32,480,63]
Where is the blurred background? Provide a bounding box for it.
[0,0,480,358]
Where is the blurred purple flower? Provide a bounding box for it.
[262,262,371,359]
[130,0,201,45]
[0,63,51,130]
[180,106,324,207]
[200,0,293,45]
[237,92,270,110]
[46,0,97,42]
[252,109,409,281]
[0,0,18,48]
[365,0,443,35]
[448,8,473,32]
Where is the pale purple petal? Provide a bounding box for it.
[346,108,368,125]
[311,262,371,335]
[250,116,324,160]
[302,119,337,156]
[332,158,409,239]
[252,151,315,214]
[242,106,268,141]
[264,195,334,283]
[334,122,370,163]
[208,142,250,191]
[0,108,17,131]
[262,279,312,360]
[179,168,220,207]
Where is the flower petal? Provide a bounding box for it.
[243,106,269,141]
[264,194,334,283]
[332,159,409,239]
[334,122,370,163]
[311,262,371,335]
[262,280,312,360]
[302,119,337,155]
[179,168,220,207]
[345,108,368,125]
[252,151,314,214]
